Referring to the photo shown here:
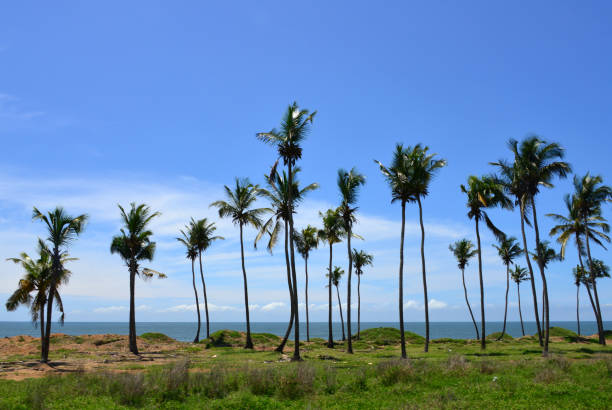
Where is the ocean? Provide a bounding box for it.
[1,321,607,342]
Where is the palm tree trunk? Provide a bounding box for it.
[399,201,407,359]
[327,243,334,348]
[417,196,429,353]
[198,252,210,339]
[517,283,525,336]
[519,201,543,345]
[576,284,581,336]
[530,198,550,356]
[357,273,361,340]
[39,304,45,362]
[462,268,479,340]
[583,216,606,345]
[191,258,201,343]
[239,223,253,349]
[129,264,139,355]
[287,161,300,361]
[475,217,485,350]
[276,220,294,353]
[578,251,600,339]
[305,255,310,342]
[499,264,510,340]
[43,248,61,362]
[336,285,346,341]
[346,224,353,353]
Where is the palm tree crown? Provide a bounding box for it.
[511,265,529,284]
[352,249,374,276]
[461,175,512,239]
[327,266,344,287]
[317,209,346,245]
[449,239,478,270]
[493,236,522,266]
[294,226,319,260]
[211,178,269,229]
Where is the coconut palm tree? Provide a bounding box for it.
[572,265,585,336]
[449,239,479,340]
[511,265,529,336]
[190,218,224,339]
[177,225,202,343]
[256,168,317,351]
[492,236,522,340]
[460,176,511,350]
[32,207,87,362]
[530,241,561,333]
[571,173,612,345]
[337,167,365,354]
[257,101,316,361]
[294,226,319,342]
[110,203,165,355]
[327,266,346,341]
[211,178,269,349]
[352,249,373,340]
[318,208,345,348]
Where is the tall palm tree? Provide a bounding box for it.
[256,168,317,352]
[572,265,585,336]
[211,178,269,349]
[337,167,365,353]
[530,241,561,333]
[191,218,224,339]
[352,249,373,340]
[460,175,511,350]
[318,208,345,348]
[327,266,346,341]
[257,101,316,361]
[511,265,529,336]
[32,207,87,362]
[492,236,522,340]
[6,240,73,361]
[571,173,612,345]
[110,203,165,355]
[449,239,479,340]
[177,225,202,343]
[294,226,319,342]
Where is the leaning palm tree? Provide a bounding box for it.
[511,265,529,336]
[32,207,87,362]
[460,176,511,350]
[257,101,316,361]
[318,208,345,348]
[111,203,165,355]
[492,236,522,340]
[572,265,585,336]
[211,178,269,349]
[449,239,479,340]
[177,225,202,343]
[191,218,224,339]
[294,225,319,342]
[327,266,346,341]
[352,249,373,340]
[571,173,612,345]
[337,167,365,353]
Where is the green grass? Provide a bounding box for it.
[140,332,174,343]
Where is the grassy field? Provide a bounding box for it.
[1,327,611,409]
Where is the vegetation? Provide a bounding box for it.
[352,249,373,340]
[449,239,479,340]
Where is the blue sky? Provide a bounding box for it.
[1,1,611,324]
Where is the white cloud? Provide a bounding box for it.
[261,302,286,312]
[403,299,447,310]
[429,299,448,309]
[93,306,126,313]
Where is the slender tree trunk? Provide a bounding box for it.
[287,161,301,361]
[346,224,353,353]
[276,220,294,353]
[519,201,543,345]
[191,258,201,343]
[475,217,485,350]
[39,304,45,362]
[43,247,61,363]
[517,283,525,336]
[462,268,479,340]
[239,223,253,349]
[530,198,549,356]
[336,285,346,341]
[399,201,407,359]
[584,283,599,334]
[129,264,138,355]
[578,250,600,339]
[305,255,310,342]
[357,273,361,340]
[417,197,429,353]
[327,243,334,348]
[198,252,210,339]
[576,284,581,336]
[583,217,606,345]
[499,264,510,340]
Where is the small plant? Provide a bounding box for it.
[104,372,146,406]
[246,367,277,396]
[161,358,190,399]
[376,358,413,386]
[277,364,315,399]
[190,367,234,399]
[446,354,469,373]
[322,366,338,394]
[479,360,497,374]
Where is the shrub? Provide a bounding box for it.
[140,332,173,343]
[376,358,413,386]
[446,355,469,373]
[190,368,232,399]
[277,364,315,399]
[246,367,277,396]
[162,359,190,399]
[104,372,146,406]
[322,366,338,394]
[357,327,424,345]
[478,360,497,374]
[486,332,514,341]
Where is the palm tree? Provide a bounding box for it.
[32,207,87,362]
[449,239,479,340]
[256,168,317,352]
[191,218,224,339]
[460,176,511,350]
[177,225,202,343]
[530,241,561,332]
[572,265,585,336]
[337,167,366,353]
[327,266,346,341]
[511,265,529,336]
[257,101,316,361]
[492,236,522,340]
[352,249,373,340]
[318,208,345,348]
[110,203,165,355]
[294,226,319,342]
[211,178,269,349]
[571,173,612,345]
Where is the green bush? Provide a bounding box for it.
[140,332,173,342]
